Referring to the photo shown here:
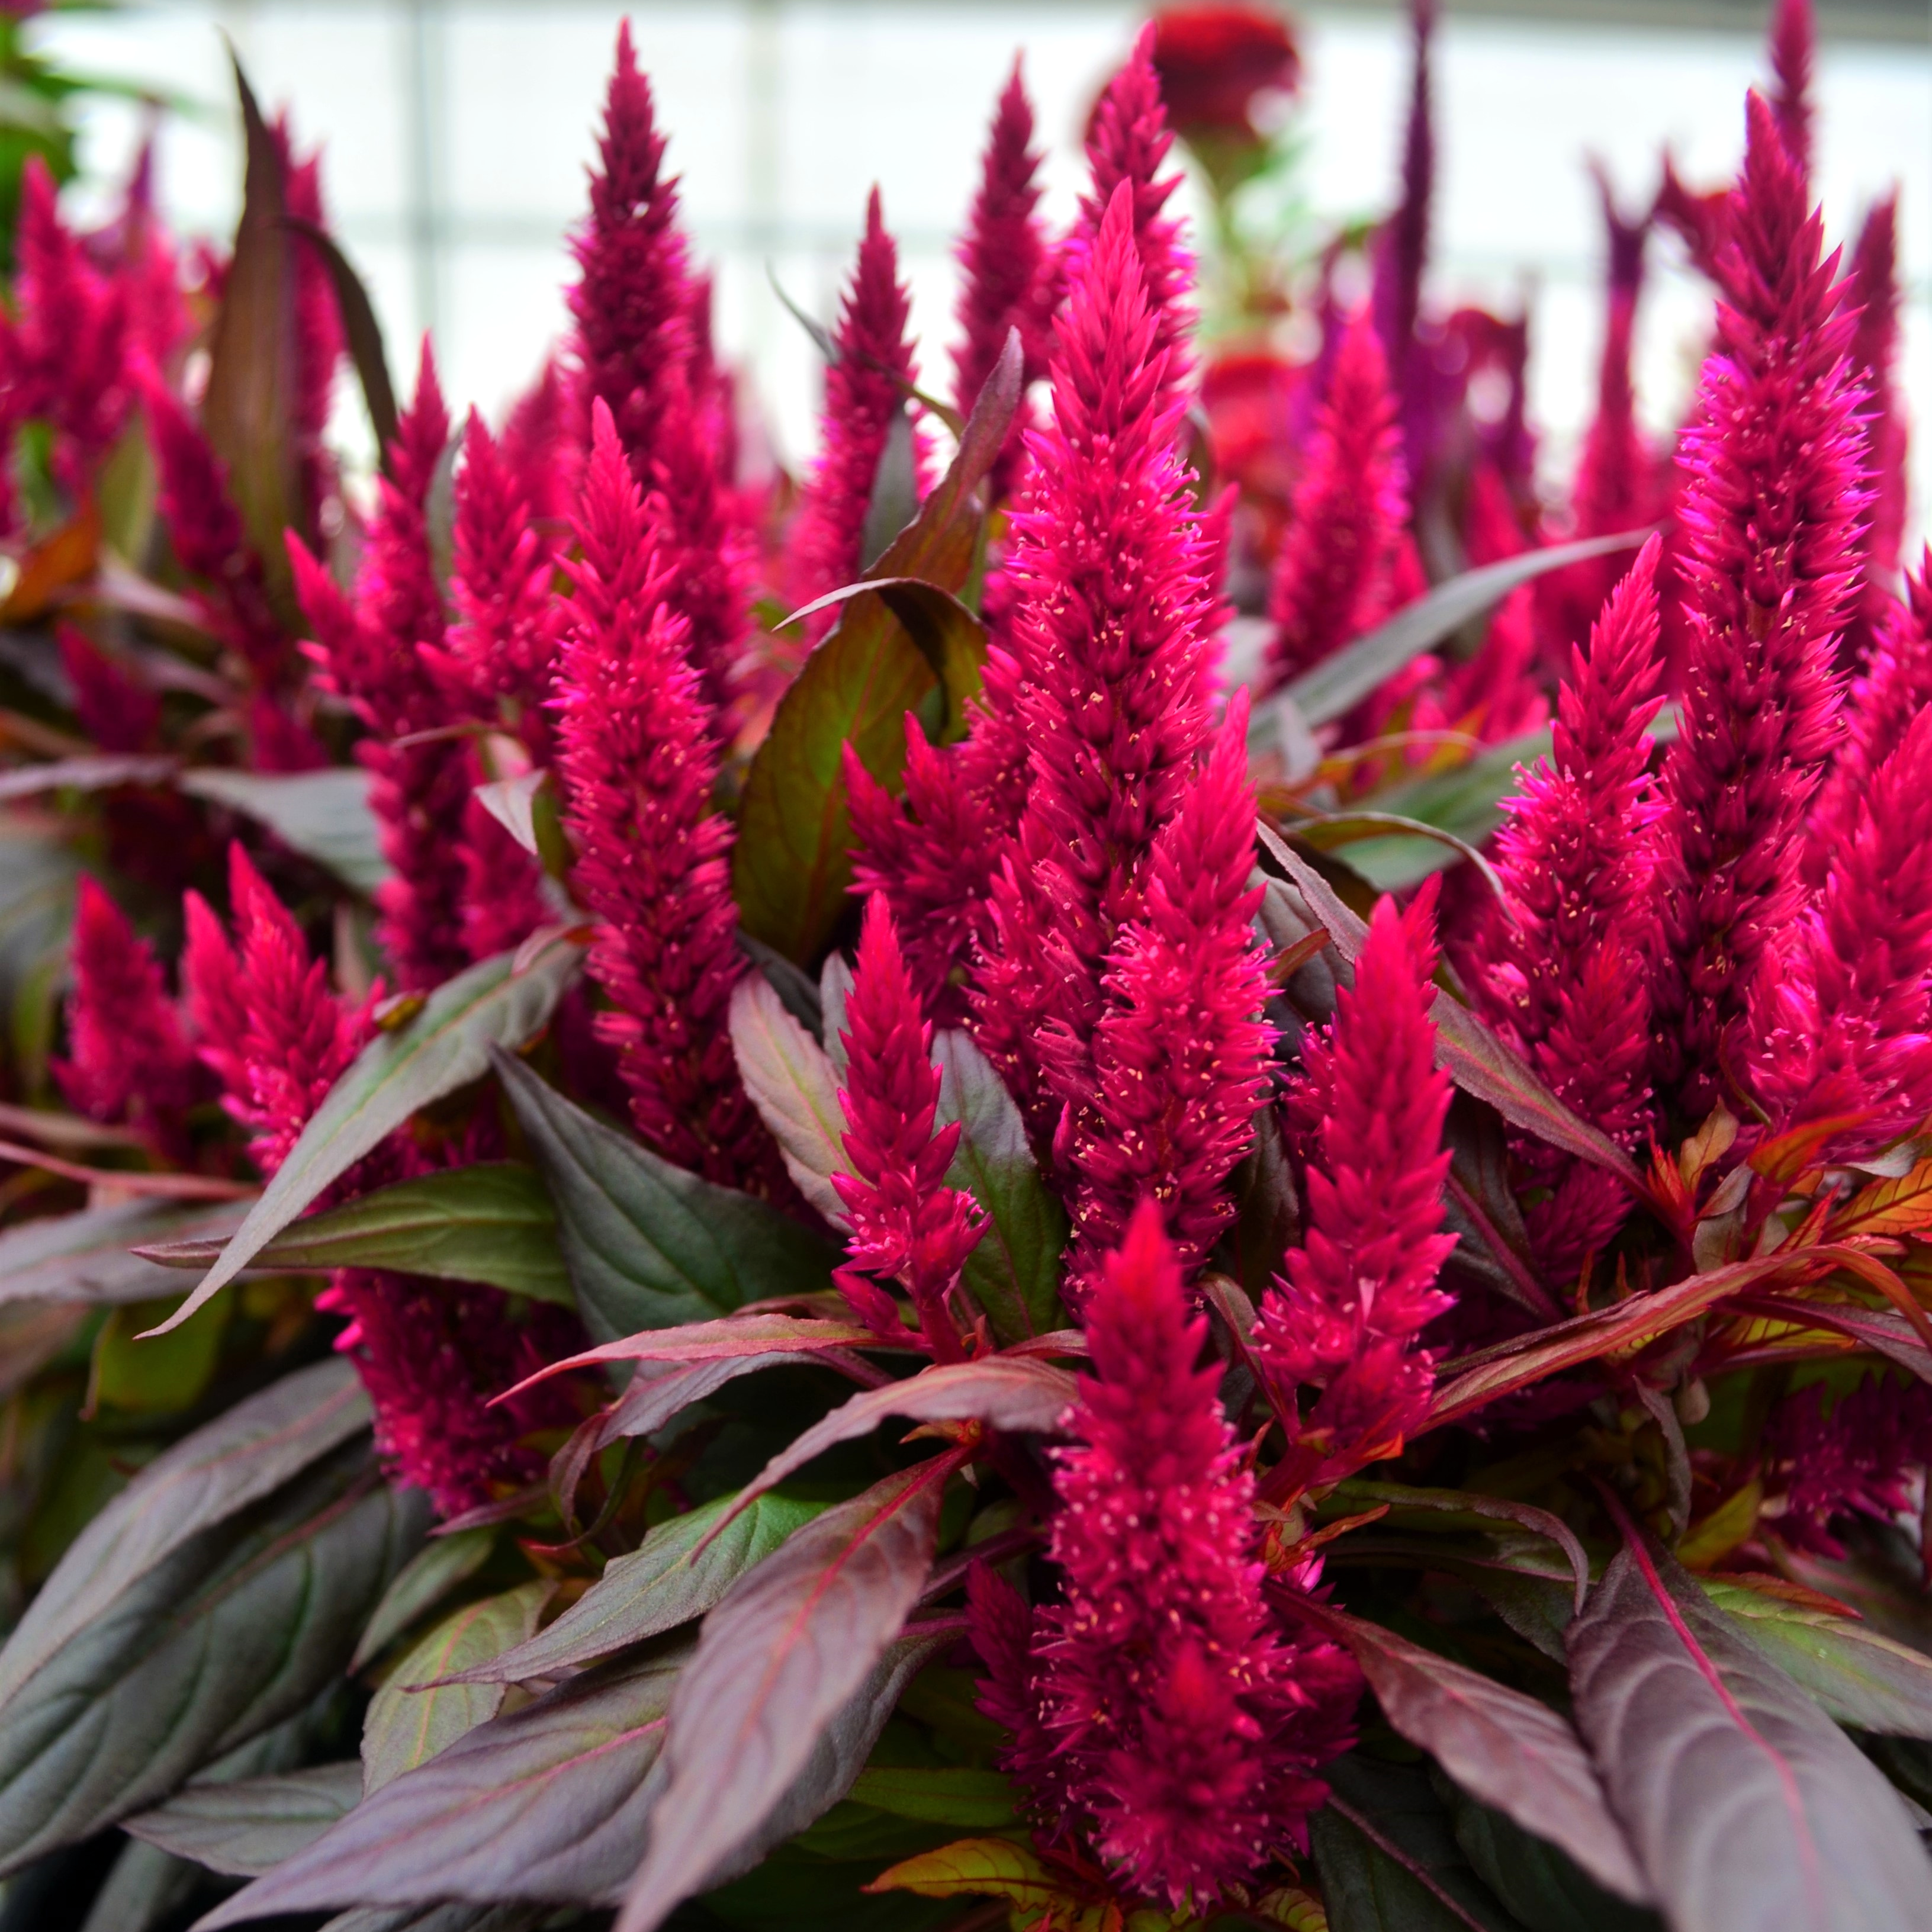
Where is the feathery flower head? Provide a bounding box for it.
[1065,696,1273,1286]
[1072,25,1194,404]
[1261,314,1408,690]
[554,400,776,1191]
[1030,1201,1358,1907]
[58,622,158,751]
[786,189,928,623]
[1768,0,1814,181]
[1648,92,1864,1124]
[1764,1371,1932,1560]
[1841,194,1905,671]
[1256,881,1455,1489]
[972,181,1217,1123]
[502,357,584,524]
[54,876,198,1141]
[1372,0,1435,472]
[953,59,1054,500]
[1485,538,1663,1279]
[570,21,694,475]
[832,895,985,1354]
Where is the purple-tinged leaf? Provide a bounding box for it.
[351,1528,497,1674]
[1287,1600,1650,1904]
[1330,1480,1589,1612]
[726,974,848,1223]
[126,1762,362,1877]
[0,1199,249,1309]
[0,754,178,802]
[612,1459,954,1932]
[1568,1531,1932,1932]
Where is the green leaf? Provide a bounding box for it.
[869,1836,1084,1915]
[363,1581,555,1792]
[0,1441,426,1875]
[860,407,921,570]
[734,333,1023,964]
[0,1200,250,1307]
[493,1049,837,1342]
[931,1028,1066,1343]
[124,1761,363,1876]
[1284,531,1650,728]
[729,967,851,1223]
[76,1838,201,1932]
[178,768,389,893]
[1702,1576,1932,1739]
[440,1491,825,1686]
[352,1526,499,1674]
[89,1287,232,1413]
[846,1766,1018,1830]
[153,940,582,1335]
[138,1165,571,1307]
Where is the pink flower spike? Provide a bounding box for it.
[831,895,985,1358]
[1371,0,1435,471]
[1647,92,1864,1125]
[57,623,158,751]
[785,189,928,629]
[54,876,199,1147]
[1768,0,1814,181]
[1840,194,1906,673]
[1255,882,1457,1491]
[1065,694,1274,1290]
[554,400,777,1192]
[1261,315,1409,690]
[1030,1201,1359,1907]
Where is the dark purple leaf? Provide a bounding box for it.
[125,1762,362,1877]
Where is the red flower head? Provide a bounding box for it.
[1150,5,1301,144]
[58,623,158,753]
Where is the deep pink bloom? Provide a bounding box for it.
[1647,94,1864,1124]
[501,357,584,525]
[459,794,551,966]
[953,59,1055,501]
[1483,539,1664,1281]
[831,895,985,1355]
[1765,1372,1932,1559]
[554,401,777,1192]
[1655,155,1730,285]
[1841,195,1905,672]
[786,189,928,626]
[972,183,1217,1129]
[1028,1202,1359,1907]
[58,622,157,751]
[107,140,191,376]
[54,876,199,1145]
[1261,316,1408,690]
[1071,25,1194,410]
[965,1561,1071,1826]
[1255,883,1456,1492]
[1756,706,1932,1154]
[1065,699,1272,1288]
[1150,5,1301,143]
[1768,0,1814,181]
[1371,0,1435,474]
[1809,553,1932,886]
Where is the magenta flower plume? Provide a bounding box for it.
[554,400,777,1192]
[502,358,584,524]
[1768,0,1814,181]
[1809,553,1932,887]
[1483,538,1664,1282]
[972,181,1217,1127]
[1256,883,1456,1493]
[1764,1372,1932,1560]
[1027,1201,1359,1908]
[570,21,693,474]
[1647,94,1864,1125]
[1071,24,1194,408]
[54,876,199,1146]
[1261,315,1408,690]
[58,623,157,752]
[1756,706,1932,1156]
[1841,195,1906,671]
[831,895,986,1357]
[1371,0,1435,472]
[954,58,1054,500]
[786,189,928,626]
[965,1562,1070,1826]
[1065,697,1273,1287]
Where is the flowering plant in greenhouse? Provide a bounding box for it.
[0,0,1928,1925]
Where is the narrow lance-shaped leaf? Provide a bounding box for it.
[150,938,582,1335]
[0,1198,250,1309]
[178,769,389,894]
[727,973,849,1224]
[124,1763,364,1878]
[283,216,400,464]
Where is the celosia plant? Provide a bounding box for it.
[0,9,1929,1932]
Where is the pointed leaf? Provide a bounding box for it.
[932,1028,1066,1342]
[0,754,179,802]
[125,1762,363,1877]
[613,1460,950,1931]
[152,940,582,1335]
[493,1047,835,1342]
[580,1354,848,1455]
[869,1836,1082,1914]
[363,1581,555,1792]
[1290,1602,1649,1903]
[0,1199,249,1307]
[179,769,389,893]
[727,973,849,1223]
[846,1766,1018,1829]
[442,1492,825,1686]
[139,1165,570,1305]
[352,1526,497,1673]
[523,1313,901,1395]
[1567,1532,1932,1932]
[283,216,399,465]
[1830,1158,1932,1241]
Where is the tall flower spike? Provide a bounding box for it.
[58,623,158,752]
[1261,316,1408,691]
[1483,539,1664,1282]
[1647,94,1864,1125]
[785,189,928,628]
[1065,696,1273,1288]
[831,895,985,1358]
[1809,553,1932,886]
[1840,195,1905,673]
[954,59,1054,502]
[1255,883,1456,1494]
[570,21,693,476]
[972,182,1217,1130]
[1029,1202,1359,1908]
[55,877,199,1146]
[554,401,777,1191]
[1372,0,1435,477]
[1071,24,1194,409]
[1756,706,1932,1156]
[1768,0,1814,182]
